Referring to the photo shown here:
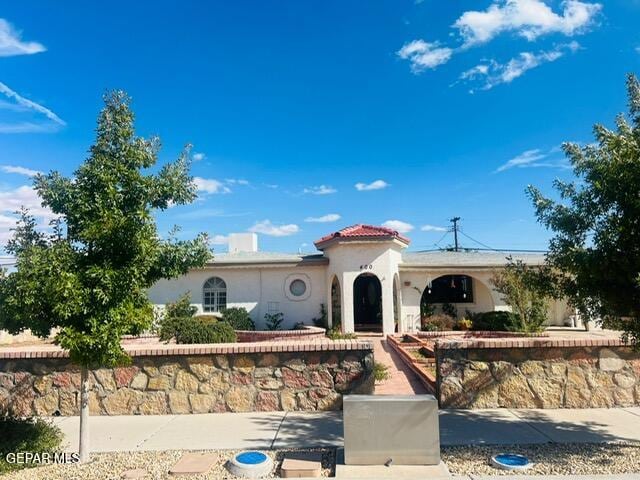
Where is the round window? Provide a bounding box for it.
[289,279,307,297]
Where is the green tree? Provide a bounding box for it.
[490,258,549,333]
[527,74,640,344]
[0,91,210,462]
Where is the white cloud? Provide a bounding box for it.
[192,152,205,162]
[193,177,231,194]
[209,234,229,245]
[496,147,571,172]
[1,165,41,176]
[460,42,580,91]
[397,40,453,73]
[382,220,414,233]
[0,185,53,219]
[303,185,337,195]
[248,220,300,237]
[305,213,341,223]
[0,82,66,133]
[0,185,56,247]
[459,64,490,80]
[454,0,602,47]
[226,178,250,186]
[0,214,16,245]
[0,19,45,57]
[421,224,447,232]
[354,180,389,191]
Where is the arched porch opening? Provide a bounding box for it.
[420,274,494,321]
[330,275,341,331]
[353,273,382,332]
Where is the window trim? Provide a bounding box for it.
[202,276,227,313]
[284,273,311,301]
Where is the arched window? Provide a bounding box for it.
[423,275,474,304]
[203,277,227,312]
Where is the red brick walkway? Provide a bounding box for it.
[360,334,429,395]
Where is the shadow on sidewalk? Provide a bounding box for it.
[440,408,640,445]
[246,412,344,448]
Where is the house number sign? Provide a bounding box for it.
[359,264,373,270]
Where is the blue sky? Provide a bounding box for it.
[0,0,639,255]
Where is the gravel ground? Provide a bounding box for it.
[1,448,335,480]
[442,443,640,476]
[5,443,640,478]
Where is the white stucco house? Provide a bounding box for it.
[148,224,572,334]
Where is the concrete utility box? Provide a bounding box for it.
[343,395,440,465]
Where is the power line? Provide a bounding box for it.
[458,229,498,251]
[433,230,450,249]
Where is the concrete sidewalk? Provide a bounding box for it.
[51,407,640,453]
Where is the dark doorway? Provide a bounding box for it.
[331,276,341,330]
[353,273,382,332]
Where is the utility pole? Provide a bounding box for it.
[450,217,461,252]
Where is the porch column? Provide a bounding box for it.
[381,277,395,335]
[341,274,355,334]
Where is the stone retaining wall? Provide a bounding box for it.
[0,340,374,416]
[436,336,640,409]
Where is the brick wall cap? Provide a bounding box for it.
[0,338,373,359]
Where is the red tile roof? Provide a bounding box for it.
[314,224,410,249]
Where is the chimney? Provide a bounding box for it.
[228,233,258,253]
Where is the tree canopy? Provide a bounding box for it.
[527,74,640,344]
[0,91,210,368]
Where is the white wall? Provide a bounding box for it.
[148,265,327,330]
[148,255,573,333]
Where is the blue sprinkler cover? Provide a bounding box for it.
[236,451,268,465]
[492,453,532,469]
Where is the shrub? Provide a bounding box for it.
[159,316,236,344]
[264,312,284,331]
[0,416,64,474]
[158,293,237,344]
[222,307,255,331]
[373,362,391,382]
[420,301,436,319]
[292,321,306,330]
[470,311,520,331]
[441,302,458,318]
[165,293,197,320]
[457,318,473,331]
[326,328,358,340]
[491,260,549,333]
[193,314,218,321]
[312,304,328,329]
[421,313,455,331]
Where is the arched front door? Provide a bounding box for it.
[353,273,382,332]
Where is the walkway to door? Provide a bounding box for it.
[359,334,429,395]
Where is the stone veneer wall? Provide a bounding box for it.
[436,336,640,409]
[0,340,373,416]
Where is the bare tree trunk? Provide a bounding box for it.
[79,367,90,463]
